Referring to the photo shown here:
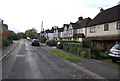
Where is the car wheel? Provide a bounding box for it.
[111,58,117,63]
[32,43,34,46]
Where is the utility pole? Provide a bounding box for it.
[40,21,43,38]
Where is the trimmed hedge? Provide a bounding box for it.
[56,40,81,49]
[63,43,83,53]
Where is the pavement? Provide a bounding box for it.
[1,40,120,80]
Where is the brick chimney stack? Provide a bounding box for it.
[78,16,83,21]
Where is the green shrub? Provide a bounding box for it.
[91,48,102,59]
[2,37,12,47]
[79,48,90,58]
[11,35,19,40]
[46,40,57,46]
[82,40,92,48]
[40,37,47,43]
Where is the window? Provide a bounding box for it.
[69,29,72,34]
[117,22,120,29]
[92,41,97,46]
[64,30,67,34]
[104,24,109,31]
[90,27,96,33]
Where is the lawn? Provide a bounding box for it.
[51,50,80,61]
[40,44,46,47]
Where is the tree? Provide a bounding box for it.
[25,28,38,39]
[17,32,26,39]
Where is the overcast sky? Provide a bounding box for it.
[0,0,120,33]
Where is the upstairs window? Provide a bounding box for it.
[104,24,109,31]
[90,27,96,33]
[69,29,72,34]
[117,22,120,29]
[64,31,67,34]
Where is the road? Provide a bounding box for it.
[2,39,94,79]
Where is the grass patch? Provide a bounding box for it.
[64,42,82,45]
[51,50,80,61]
[40,44,46,47]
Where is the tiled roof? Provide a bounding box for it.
[70,23,79,29]
[45,27,54,33]
[86,5,120,27]
[77,18,91,28]
[70,18,91,29]
[58,27,64,32]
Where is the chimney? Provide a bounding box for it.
[100,8,104,12]
[78,16,83,21]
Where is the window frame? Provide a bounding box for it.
[104,24,109,31]
[90,27,96,33]
[117,22,120,30]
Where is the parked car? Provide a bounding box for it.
[32,39,40,46]
[109,44,120,62]
[27,37,31,40]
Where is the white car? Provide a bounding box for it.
[109,44,120,62]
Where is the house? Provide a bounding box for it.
[85,5,120,51]
[63,24,69,40]
[53,27,64,40]
[63,17,91,42]
[44,27,54,40]
[58,27,64,40]
[73,17,91,42]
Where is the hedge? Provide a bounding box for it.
[46,40,57,46]
[63,43,83,53]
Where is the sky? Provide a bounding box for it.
[0,0,120,33]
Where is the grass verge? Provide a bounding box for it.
[51,50,80,61]
[40,44,46,47]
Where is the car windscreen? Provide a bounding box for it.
[113,45,120,50]
[34,40,39,43]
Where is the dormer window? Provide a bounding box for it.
[104,24,109,31]
[117,22,120,29]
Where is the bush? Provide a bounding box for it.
[11,35,20,40]
[82,40,92,48]
[90,48,102,59]
[40,37,47,43]
[46,40,57,46]
[79,48,90,58]
[2,37,13,47]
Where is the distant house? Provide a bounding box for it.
[85,5,120,51]
[63,24,69,40]
[63,17,91,42]
[53,27,64,40]
[58,27,64,40]
[44,27,54,40]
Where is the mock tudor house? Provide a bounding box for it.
[73,17,91,42]
[53,27,64,40]
[63,24,69,40]
[85,5,120,51]
[63,17,91,42]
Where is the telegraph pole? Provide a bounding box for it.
[41,21,43,38]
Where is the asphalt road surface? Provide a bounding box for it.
[2,39,95,79]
